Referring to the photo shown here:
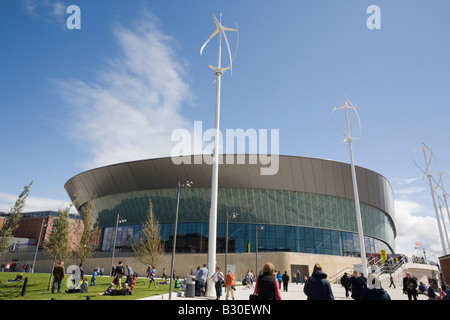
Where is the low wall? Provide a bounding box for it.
[0,250,360,281]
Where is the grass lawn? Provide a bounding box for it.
[0,272,176,300]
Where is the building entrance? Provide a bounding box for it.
[290,264,309,283]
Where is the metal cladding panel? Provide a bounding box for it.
[366,170,378,206]
[356,166,369,205]
[311,159,327,195]
[341,163,355,200]
[64,155,395,219]
[278,156,295,191]
[331,161,346,198]
[217,160,235,188]
[290,157,306,192]
[377,174,386,213]
[92,168,119,196]
[322,160,336,196]
[188,161,211,188]
[243,156,263,189]
[300,158,317,194]
[384,179,395,216]
[106,164,139,193]
[64,178,88,209]
[79,171,104,198]
[129,160,162,190]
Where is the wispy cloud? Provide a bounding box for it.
[56,13,193,168]
[0,192,76,214]
[23,0,67,26]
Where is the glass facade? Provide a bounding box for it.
[91,187,395,256]
[101,222,392,257]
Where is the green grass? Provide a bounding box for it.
[0,272,177,300]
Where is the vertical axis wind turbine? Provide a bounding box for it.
[200,14,238,281]
[413,144,448,255]
[332,96,367,276]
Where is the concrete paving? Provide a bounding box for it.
[140,281,432,301]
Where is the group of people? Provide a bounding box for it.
[403,272,450,300]
[340,270,390,300]
[1,262,32,273]
[193,264,236,300]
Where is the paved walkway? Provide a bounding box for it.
[140,281,431,301]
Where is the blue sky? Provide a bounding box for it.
[1,0,450,259]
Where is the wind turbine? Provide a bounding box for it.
[200,13,238,293]
[332,96,367,276]
[413,144,448,255]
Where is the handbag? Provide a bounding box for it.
[249,293,258,300]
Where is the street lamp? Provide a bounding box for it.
[255,225,264,275]
[169,180,193,300]
[225,212,238,293]
[31,218,48,273]
[109,214,127,276]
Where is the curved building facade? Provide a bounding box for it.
[64,155,396,260]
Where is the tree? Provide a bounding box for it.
[73,200,96,266]
[132,200,163,268]
[44,202,73,264]
[0,181,33,254]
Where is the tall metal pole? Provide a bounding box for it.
[169,181,181,300]
[200,14,238,285]
[255,225,264,276]
[333,98,367,276]
[32,218,45,273]
[110,213,119,277]
[421,148,448,255]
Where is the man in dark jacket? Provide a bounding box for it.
[402,272,418,300]
[340,272,350,298]
[303,264,334,300]
[349,270,366,300]
[51,261,65,293]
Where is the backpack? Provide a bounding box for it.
[116,265,125,275]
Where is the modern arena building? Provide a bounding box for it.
[64,154,396,280]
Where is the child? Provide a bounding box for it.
[130,272,137,290]
[90,269,98,286]
[99,283,114,295]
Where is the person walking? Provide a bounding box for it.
[114,261,126,289]
[348,270,366,300]
[51,261,65,293]
[253,262,281,300]
[282,271,289,292]
[389,273,396,288]
[196,264,208,296]
[225,270,235,300]
[340,272,350,298]
[212,266,224,300]
[359,274,391,300]
[402,272,418,300]
[303,263,334,300]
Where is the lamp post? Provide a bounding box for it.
[255,225,264,275]
[200,14,238,280]
[110,214,127,276]
[169,180,193,300]
[31,218,46,273]
[225,212,238,288]
[333,97,367,276]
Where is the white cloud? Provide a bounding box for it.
[394,186,426,196]
[57,14,193,169]
[394,198,449,260]
[0,192,76,214]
